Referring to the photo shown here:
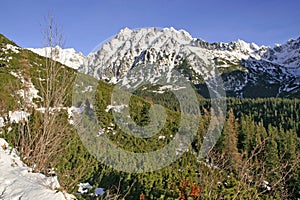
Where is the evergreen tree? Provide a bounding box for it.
[222,109,242,173]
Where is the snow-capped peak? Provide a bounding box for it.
[227,39,260,53]
[28,46,86,70]
[81,27,266,82]
[79,27,198,80]
[262,37,300,75]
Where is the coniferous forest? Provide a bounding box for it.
[5,79,299,199]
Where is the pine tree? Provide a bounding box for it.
[265,125,280,183]
[222,109,242,173]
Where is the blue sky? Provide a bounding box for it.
[1,0,299,55]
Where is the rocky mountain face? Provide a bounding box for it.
[32,27,300,98]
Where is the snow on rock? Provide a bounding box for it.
[0,138,67,200]
[28,46,86,70]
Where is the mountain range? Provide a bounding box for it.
[28,27,300,98]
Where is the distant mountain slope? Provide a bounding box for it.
[28,46,86,70]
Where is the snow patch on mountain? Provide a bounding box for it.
[5,44,20,54]
[10,71,41,106]
[0,44,21,62]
